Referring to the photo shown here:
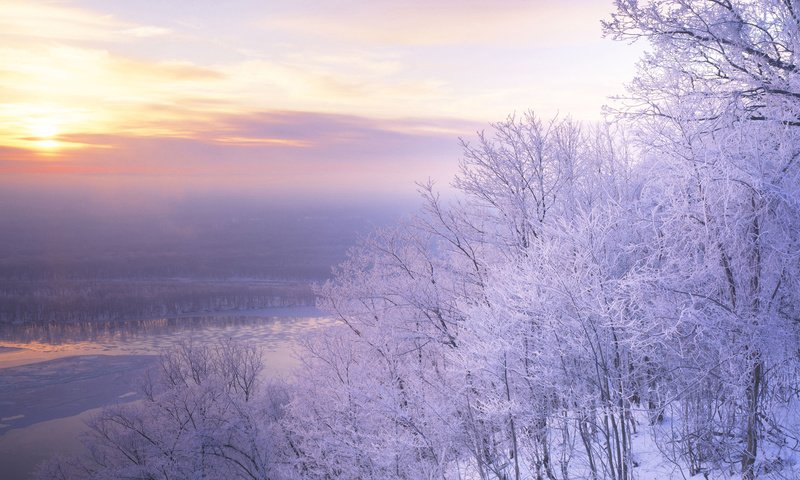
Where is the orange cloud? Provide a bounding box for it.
[0,0,639,163]
[0,111,476,199]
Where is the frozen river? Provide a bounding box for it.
[0,307,332,480]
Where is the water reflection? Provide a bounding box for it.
[0,307,334,480]
[0,306,332,369]
[0,307,333,432]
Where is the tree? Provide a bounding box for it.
[36,340,291,480]
[38,3,800,479]
[606,2,800,478]
[289,114,653,480]
[604,0,800,127]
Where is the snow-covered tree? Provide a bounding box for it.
[606,1,800,477]
[36,340,292,480]
[40,3,800,480]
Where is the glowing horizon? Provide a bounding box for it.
[0,0,640,185]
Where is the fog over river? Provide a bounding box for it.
[0,173,424,480]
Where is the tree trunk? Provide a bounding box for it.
[741,357,763,480]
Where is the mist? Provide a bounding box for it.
[0,174,429,325]
[0,175,422,280]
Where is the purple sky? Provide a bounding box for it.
[0,0,639,200]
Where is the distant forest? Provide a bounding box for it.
[0,279,315,324]
[0,201,404,324]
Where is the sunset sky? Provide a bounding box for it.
[1,0,639,200]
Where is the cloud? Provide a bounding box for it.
[0,111,479,198]
[122,26,171,38]
[0,1,172,43]
[0,0,639,163]
[0,43,228,151]
[260,1,610,47]
[0,38,461,154]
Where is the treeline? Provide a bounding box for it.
[0,252,338,282]
[0,314,317,345]
[0,279,315,324]
[0,199,398,283]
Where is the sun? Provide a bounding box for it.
[27,118,62,151]
[29,120,59,139]
[0,104,93,154]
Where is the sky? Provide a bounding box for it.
[0,0,640,202]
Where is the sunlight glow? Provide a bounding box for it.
[28,119,59,140]
[25,118,61,152]
[0,0,639,167]
[0,104,98,154]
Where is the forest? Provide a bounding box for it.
[0,279,315,324]
[37,1,800,479]
[0,192,390,324]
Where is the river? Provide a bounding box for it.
[0,307,332,480]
